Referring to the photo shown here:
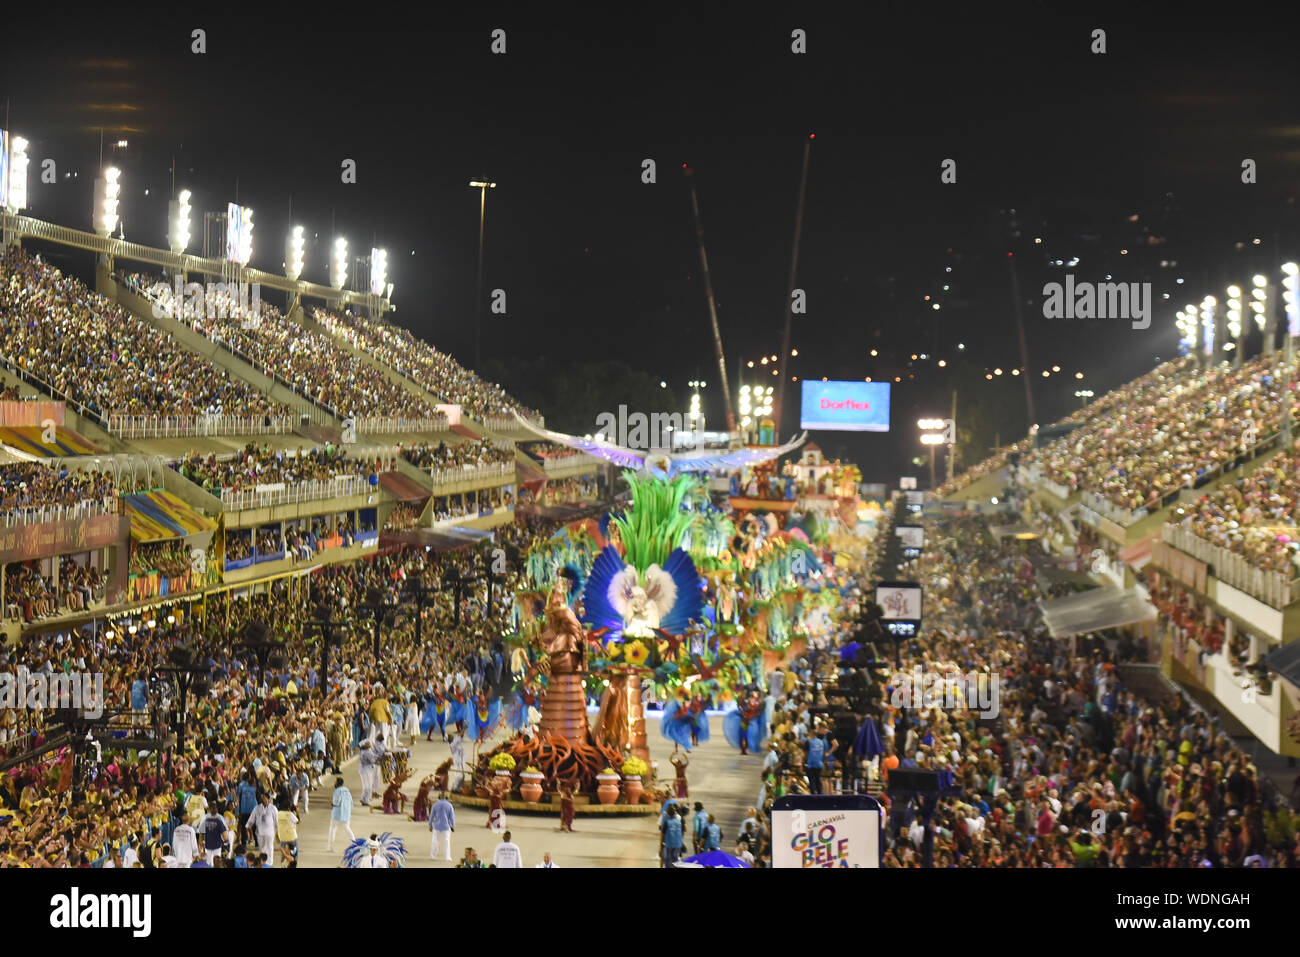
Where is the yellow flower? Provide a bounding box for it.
[606,643,623,659]
[624,641,650,666]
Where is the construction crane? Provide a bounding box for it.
[684,165,736,433]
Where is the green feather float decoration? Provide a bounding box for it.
[609,471,697,573]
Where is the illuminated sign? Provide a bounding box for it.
[800,380,890,432]
[772,795,882,868]
[876,581,922,620]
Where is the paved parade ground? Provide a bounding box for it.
[295,713,759,868]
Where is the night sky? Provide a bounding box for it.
[4,7,1299,484]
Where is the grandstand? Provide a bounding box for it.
[936,352,1300,758]
[0,221,600,643]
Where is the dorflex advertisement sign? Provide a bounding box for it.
[800,380,890,432]
[772,794,882,868]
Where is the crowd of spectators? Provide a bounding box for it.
[171,443,389,495]
[525,442,584,461]
[1169,452,1300,578]
[120,272,448,425]
[519,477,596,507]
[129,541,194,581]
[401,439,514,472]
[312,307,538,421]
[384,503,423,531]
[1024,355,1290,513]
[0,253,283,421]
[428,487,513,523]
[1,463,117,522]
[0,515,565,867]
[3,557,104,623]
[852,513,1300,868]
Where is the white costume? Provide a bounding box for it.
[448,735,466,791]
[358,744,382,804]
[247,802,278,861]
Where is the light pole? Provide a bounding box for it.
[1074,389,1095,409]
[305,604,346,698]
[1226,284,1243,369]
[469,179,496,369]
[1251,275,1269,358]
[153,645,213,782]
[688,379,707,446]
[1282,263,1298,449]
[918,418,953,491]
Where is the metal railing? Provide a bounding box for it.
[107,413,294,439]
[219,474,377,511]
[541,453,599,472]
[355,416,449,434]
[1,497,119,528]
[1162,523,1300,608]
[1081,490,1148,527]
[425,462,516,488]
[484,414,544,432]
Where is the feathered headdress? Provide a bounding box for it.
[342,831,408,868]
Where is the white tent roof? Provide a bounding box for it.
[1037,586,1156,638]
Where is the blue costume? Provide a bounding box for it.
[722,701,767,753]
[661,698,709,750]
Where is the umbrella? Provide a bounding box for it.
[854,717,884,758]
[683,850,751,868]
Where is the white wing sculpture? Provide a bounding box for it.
[509,409,806,478]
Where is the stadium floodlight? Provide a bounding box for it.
[237,206,254,264]
[6,135,29,213]
[1250,275,1267,330]
[370,247,389,297]
[331,237,348,289]
[1200,295,1216,357]
[920,433,946,446]
[285,225,306,280]
[1175,310,1197,354]
[1283,262,1299,338]
[168,188,191,254]
[93,167,121,237]
[1226,285,1242,339]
